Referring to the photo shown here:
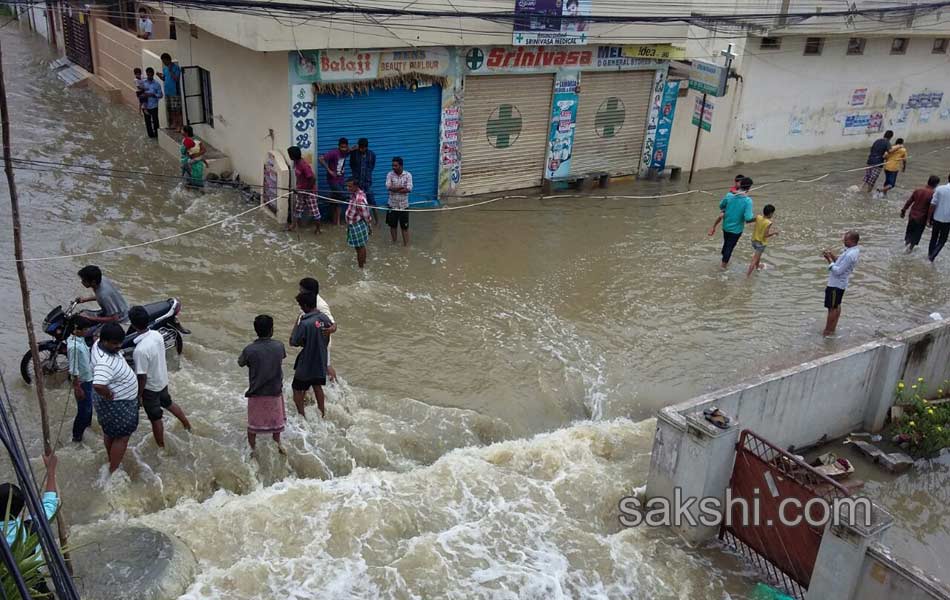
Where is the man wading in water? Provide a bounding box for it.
[290,292,335,418]
[708,177,755,269]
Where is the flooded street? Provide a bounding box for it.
[1,26,949,598]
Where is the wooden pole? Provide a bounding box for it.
[0,32,72,570]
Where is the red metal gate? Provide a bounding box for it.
[720,430,851,599]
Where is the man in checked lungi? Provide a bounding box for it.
[287,146,321,234]
[861,130,893,193]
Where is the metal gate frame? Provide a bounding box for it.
[61,5,93,73]
[720,430,851,599]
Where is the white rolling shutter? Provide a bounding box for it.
[457,74,554,196]
[569,71,654,176]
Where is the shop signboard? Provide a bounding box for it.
[513,0,591,46]
[688,60,727,97]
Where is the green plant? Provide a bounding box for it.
[890,378,950,458]
[0,496,55,598]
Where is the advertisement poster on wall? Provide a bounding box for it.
[545,71,580,179]
[850,88,868,107]
[513,0,591,46]
[842,111,884,135]
[650,80,679,171]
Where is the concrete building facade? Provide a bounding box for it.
[668,6,950,172]
[36,0,950,208]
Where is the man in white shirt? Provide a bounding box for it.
[129,306,191,449]
[928,177,950,263]
[385,157,414,247]
[91,323,140,473]
[821,230,861,337]
[138,11,153,39]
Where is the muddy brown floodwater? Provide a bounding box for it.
[0,25,948,599]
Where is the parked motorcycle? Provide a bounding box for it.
[20,298,189,385]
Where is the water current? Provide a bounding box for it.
[0,25,948,598]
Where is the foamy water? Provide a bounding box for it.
[71,419,747,599]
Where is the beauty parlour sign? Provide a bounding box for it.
[318,48,450,81]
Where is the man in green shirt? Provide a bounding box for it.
[708,177,755,269]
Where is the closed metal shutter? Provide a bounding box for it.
[317,84,442,206]
[457,74,554,196]
[569,71,654,176]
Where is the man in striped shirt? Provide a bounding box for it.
[385,157,413,246]
[91,323,140,473]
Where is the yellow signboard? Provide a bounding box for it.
[621,44,686,60]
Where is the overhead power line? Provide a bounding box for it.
[3,0,950,25]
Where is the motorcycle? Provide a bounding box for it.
[20,298,190,385]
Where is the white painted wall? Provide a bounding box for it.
[735,35,950,164]
[671,32,950,172]
[172,30,291,187]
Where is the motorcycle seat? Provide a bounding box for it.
[141,300,175,322]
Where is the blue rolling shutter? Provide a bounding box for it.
[317,84,442,207]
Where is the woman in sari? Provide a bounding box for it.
[180,125,207,190]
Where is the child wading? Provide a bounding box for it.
[238,315,287,454]
[747,204,778,277]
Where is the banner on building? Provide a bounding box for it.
[907,91,943,109]
[622,44,686,60]
[650,80,679,170]
[692,97,713,132]
[464,46,661,74]
[545,71,580,179]
[842,111,883,135]
[513,0,591,46]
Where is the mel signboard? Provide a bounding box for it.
[513,0,591,46]
[688,60,728,97]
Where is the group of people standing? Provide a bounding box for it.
[286,137,415,269]
[133,53,206,190]
[709,174,861,337]
[65,266,337,466]
[67,267,191,473]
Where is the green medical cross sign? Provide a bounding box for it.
[466,48,485,71]
[487,104,523,148]
[595,97,626,138]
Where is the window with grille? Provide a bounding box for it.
[891,38,909,55]
[934,38,948,54]
[760,37,781,50]
[847,38,866,55]
[804,37,824,55]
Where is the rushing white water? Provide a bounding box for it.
[70,418,748,599]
